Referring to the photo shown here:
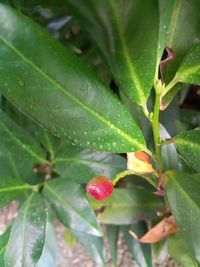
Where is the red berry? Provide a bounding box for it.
[86,176,113,201]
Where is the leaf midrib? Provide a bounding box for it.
[21,193,34,266]
[168,175,200,217]
[0,36,145,151]
[0,119,46,163]
[0,184,30,193]
[104,0,145,104]
[168,0,183,47]
[177,62,200,82]
[44,182,101,235]
[0,243,7,255]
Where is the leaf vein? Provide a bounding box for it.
[0,120,46,163]
[0,36,144,151]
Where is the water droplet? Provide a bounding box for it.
[112,142,117,147]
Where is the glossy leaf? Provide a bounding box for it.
[168,233,199,267]
[54,147,126,183]
[43,178,102,236]
[3,99,126,183]
[159,121,192,173]
[159,124,179,171]
[36,221,57,267]
[158,0,200,84]
[2,97,63,161]
[0,109,46,183]
[4,193,47,267]
[164,170,200,263]
[180,109,200,130]
[123,222,153,267]
[172,44,200,85]
[89,188,163,224]
[160,83,182,111]
[65,0,159,108]
[71,230,105,267]
[120,91,152,143]
[157,0,175,64]
[0,227,11,267]
[107,225,119,267]
[174,128,200,172]
[0,176,32,207]
[0,4,146,153]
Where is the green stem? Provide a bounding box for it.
[112,170,157,188]
[161,77,178,97]
[152,83,162,173]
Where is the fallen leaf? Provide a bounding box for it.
[129,215,180,243]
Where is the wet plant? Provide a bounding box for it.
[0,1,200,267]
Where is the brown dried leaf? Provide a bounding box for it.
[130,215,180,243]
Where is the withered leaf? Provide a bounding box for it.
[130,215,180,243]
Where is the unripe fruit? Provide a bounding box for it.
[86,176,113,201]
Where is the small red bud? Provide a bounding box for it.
[86,176,113,201]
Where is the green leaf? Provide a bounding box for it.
[0,4,146,153]
[36,221,57,267]
[172,44,200,85]
[160,83,182,110]
[43,178,102,236]
[19,0,66,8]
[159,122,193,172]
[1,97,61,160]
[164,170,200,263]
[119,91,152,143]
[158,0,200,84]
[0,176,33,207]
[65,0,159,108]
[168,233,199,267]
[71,230,105,267]
[89,188,163,224]
[0,227,11,267]
[159,124,179,171]
[107,225,119,267]
[64,228,76,250]
[174,129,200,172]
[3,100,127,183]
[157,0,175,63]
[123,222,153,267]
[0,109,46,183]
[180,109,200,130]
[54,146,126,183]
[151,239,168,266]
[4,193,47,267]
